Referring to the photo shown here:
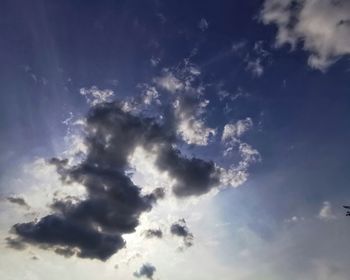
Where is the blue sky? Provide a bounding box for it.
[1,1,350,279]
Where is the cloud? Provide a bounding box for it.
[10,102,224,260]
[10,104,169,260]
[31,255,39,261]
[222,118,253,143]
[238,143,261,169]
[232,41,247,53]
[13,215,125,260]
[156,146,220,197]
[245,41,271,77]
[318,201,337,221]
[170,219,194,248]
[5,237,27,250]
[153,61,215,146]
[54,247,76,258]
[6,196,29,209]
[150,56,161,67]
[246,58,264,77]
[221,143,260,188]
[10,54,260,260]
[138,84,160,105]
[173,95,216,146]
[143,229,163,239]
[154,71,184,93]
[134,263,156,280]
[80,86,114,106]
[260,0,350,70]
[153,60,201,95]
[198,18,209,31]
[221,118,260,188]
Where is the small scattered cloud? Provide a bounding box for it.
[138,83,160,105]
[244,41,271,77]
[231,41,247,53]
[246,58,264,77]
[143,229,163,239]
[220,118,260,187]
[153,61,215,146]
[174,96,216,146]
[154,71,184,93]
[285,215,305,223]
[170,219,194,248]
[134,263,156,280]
[80,86,114,106]
[198,18,209,31]
[150,56,161,67]
[222,118,253,143]
[318,201,337,221]
[157,13,166,24]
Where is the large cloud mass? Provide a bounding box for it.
[8,102,223,260]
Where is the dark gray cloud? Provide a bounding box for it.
[10,102,219,260]
[54,247,77,258]
[143,229,163,239]
[170,219,194,247]
[134,263,156,280]
[7,196,29,209]
[31,255,39,261]
[14,215,125,261]
[156,147,219,197]
[5,236,27,250]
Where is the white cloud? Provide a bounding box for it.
[138,83,160,105]
[220,118,260,188]
[219,167,249,188]
[153,61,214,146]
[318,201,337,221]
[238,143,261,168]
[220,142,261,188]
[222,118,253,143]
[260,0,350,70]
[154,72,184,93]
[174,98,216,146]
[80,86,114,106]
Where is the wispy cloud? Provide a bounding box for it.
[318,201,337,221]
[198,18,209,32]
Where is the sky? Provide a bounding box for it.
[1,0,350,279]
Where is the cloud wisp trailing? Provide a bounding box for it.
[6,196,30,209]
